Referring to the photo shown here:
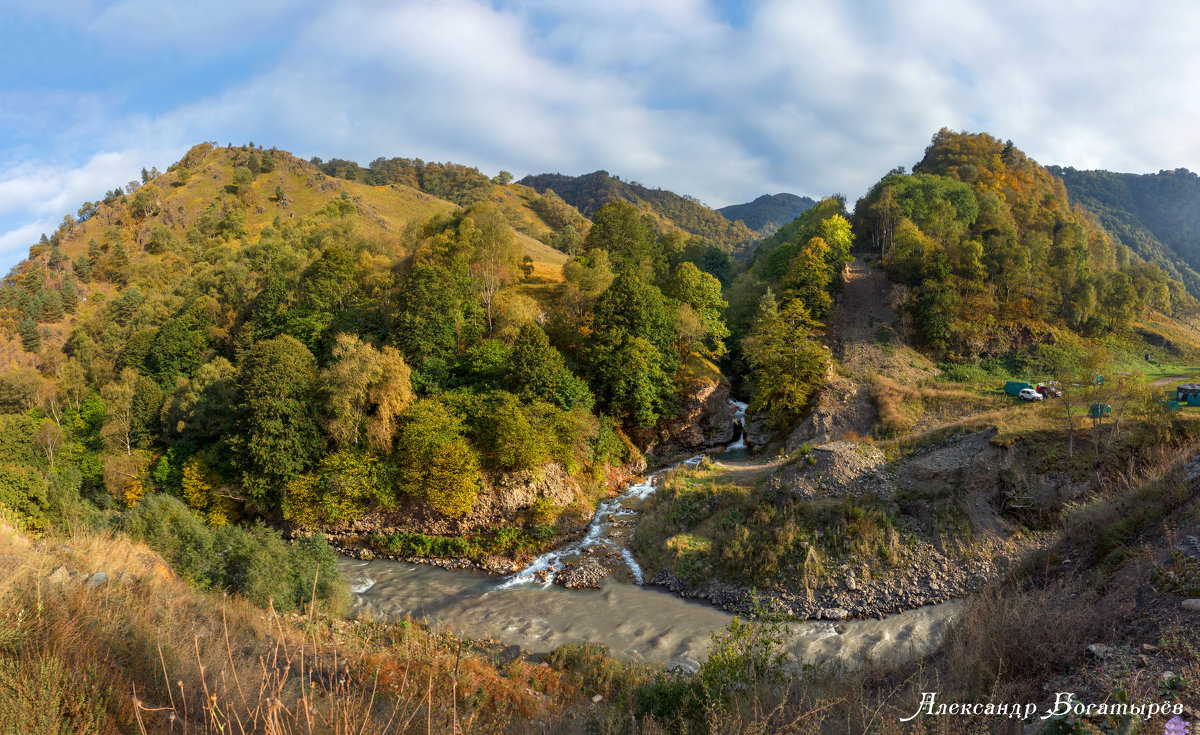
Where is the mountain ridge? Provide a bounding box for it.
[518,170,757,254]
[1050,165,1200,297]
[717,192,816,234]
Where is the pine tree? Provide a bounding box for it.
[74,256,93,283]
[60,274,79,313]
[38,290,64,322]
[18,318,40,353]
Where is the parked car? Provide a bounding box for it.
[1018,387,1044,401]
[1035,383,1061,398]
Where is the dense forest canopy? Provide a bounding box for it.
[853,129,1197,358]
[0,142,752,548]
[1051,165,1200,297]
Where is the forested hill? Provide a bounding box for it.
[0,140,742,544]
[853,130,1198,357]
[718,193,816,235]
[518,171,757,254]
[1050,166,1200,297]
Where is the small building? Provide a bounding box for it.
[1176,384,1200,403]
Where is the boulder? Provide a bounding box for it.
[557,558,608,589]
[1181,599,1200,612]
[742,408,775,450]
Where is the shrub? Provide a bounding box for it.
[121,495,346,612]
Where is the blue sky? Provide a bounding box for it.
[3,0,1200,271]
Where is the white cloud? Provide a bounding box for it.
[5,0,1200,271]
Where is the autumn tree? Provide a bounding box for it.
[100,368,139,456]
[465,202,519,332]
[393,399,481,517]
[321,334,414,451]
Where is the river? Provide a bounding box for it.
[340,399,963,671]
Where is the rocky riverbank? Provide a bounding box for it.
[648,542,1007,621]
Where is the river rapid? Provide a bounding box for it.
[340,399,963,672]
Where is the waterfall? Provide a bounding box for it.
[499,398,745,589]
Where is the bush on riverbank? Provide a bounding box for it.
[368,524,556,559]
[120,493,347,613]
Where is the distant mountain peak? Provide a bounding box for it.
[718,193,816,235]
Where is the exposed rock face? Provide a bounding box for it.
[477,465,580,518]
[786,375,875,450]
[631,366,736,458]
[742,408,775,451]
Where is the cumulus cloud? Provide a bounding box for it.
[4,0,1200,270]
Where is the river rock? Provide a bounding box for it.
[558,559,608,589]
[1181,599,1200,611]
[818,607,850,620]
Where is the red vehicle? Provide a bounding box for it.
[1035,383,1061,398]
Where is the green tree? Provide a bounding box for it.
[507,323,594,410]
[145,297,215,386]
[585,200,659,277]
[741,291,828,432]
[234,336,321,506]
[392,264,473,389]
[59,273,79,313]
[18,318,41,353]
[664,262,730,358]
[37,289,64,322]
[779,236,833,318]
[147,226,180,254]
[161,356,237,442]
[586,273,678,425]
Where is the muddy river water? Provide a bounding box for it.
[339,399,964,671]
[340,557,962,671]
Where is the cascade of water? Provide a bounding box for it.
[725,400,749,451]
[496,463,688,588]
[498,398,744,589]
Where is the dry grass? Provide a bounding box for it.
[0,522,581,734]
[869,375,999,437]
